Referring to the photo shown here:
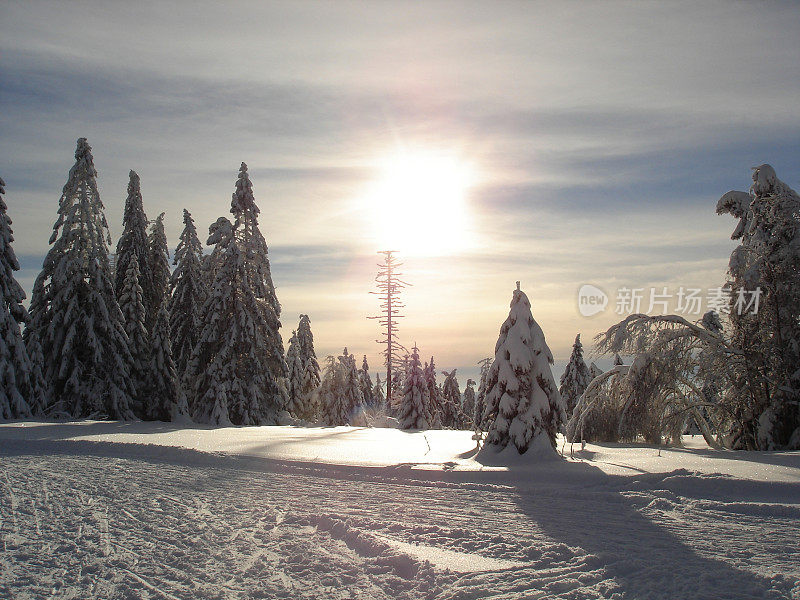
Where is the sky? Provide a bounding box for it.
[1,1,799,385]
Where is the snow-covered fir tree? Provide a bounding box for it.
[298,357,320,422]
[317,356,341,425]
[339,348,366,424]
[230,163,287,392]
[23,326,48,417]
[373,373,385,407]
[717,164,800,449]
[146,212,170,333]
[390,364,405,415]
[26,139,135,419]
[201,226,224,288]
[388,351,410,412]
[565,361,629,444]
[421,362,431,421]
[0,176,42,419]
[147,303,189,421]
[168,209,207,378]
[559,334,592,419]
[589,362,604,380]
[440,369,464,429]
[187,217,285,425]
[424,358,443,428]
[589,167,800,450]
[360,355,375,407]
[462,379,476,429]
[398,344,429,430]
[318,349,364,426]
[474,357,492,430]
[296,314,321,420]
[118,255,150,417]
[285,331,305,417]
[114,171,151,311]
[483,283,566,454]
[186,219,238,426]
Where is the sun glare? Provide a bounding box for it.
[365,150,475,256]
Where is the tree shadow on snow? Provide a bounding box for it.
[497,455,793,599]
[667,445,800,470]
[0,419,192,442]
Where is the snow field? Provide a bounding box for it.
[0,423,798,599]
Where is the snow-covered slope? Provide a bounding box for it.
[1,422,798,599]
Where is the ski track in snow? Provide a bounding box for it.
[0,441,799,599]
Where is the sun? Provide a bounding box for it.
[364,149,475,256]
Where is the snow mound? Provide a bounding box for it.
[476,432,561,465]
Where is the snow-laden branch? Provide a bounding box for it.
[594,313,745,358]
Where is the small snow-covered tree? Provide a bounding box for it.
[118,255,150,417]
[285,331,304,416]
[474,357,492,430]
[146,212,170,333]
[483,283,565,454]
[0,176,41,419]
[559,334,592,420]
[26,139,135,419]
[398,344,429,430]
[23,326,48,417]
[318,349,364,425]
[187,217,284,425]
[168,209,207,378]
[462,379,476,429]
[147,303,189,421]
[618,352,688,445]
[589,362,604,380]
[114,171,151,309]
[440,369,465,429]
[295,314,321,420]
[318,356,342,425]
[571,317,721,447]
[424,357,443,427]
[360,355,375,407]
[298,358,320,421]
[586,311,739,447]
[339,348,366,424]
[390,352,410,411]
[566,362,629,444]
[373,373,385,407]
[386,371,402,416]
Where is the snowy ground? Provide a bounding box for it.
[1,422,798,599]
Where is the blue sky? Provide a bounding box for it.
[2,1,799,383]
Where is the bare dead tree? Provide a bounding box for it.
[369,251,410,402]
